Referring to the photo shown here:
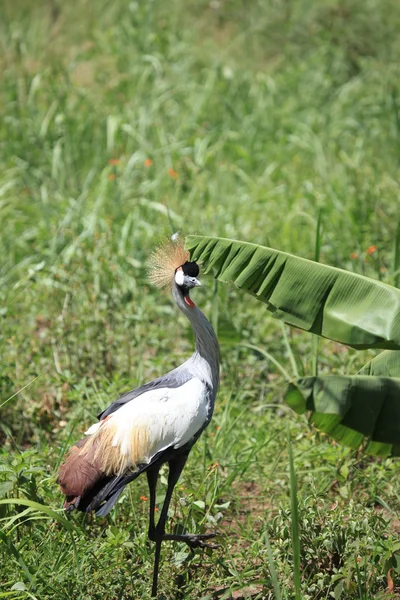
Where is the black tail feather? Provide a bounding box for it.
[95,487,125,517]
[74,465,149,515]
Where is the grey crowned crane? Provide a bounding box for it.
[57,238,220,597]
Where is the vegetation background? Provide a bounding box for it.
[2,0,400,598]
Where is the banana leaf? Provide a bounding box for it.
[285,355,400,457]
[357,350,400,377]
[186,235,400,350]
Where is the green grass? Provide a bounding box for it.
[2,0,400,598]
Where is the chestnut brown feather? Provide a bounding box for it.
[57,420,151,502]
[57,437,103,498]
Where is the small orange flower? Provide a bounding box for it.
[140,495,148,501]
[366,245,377,256]
[144,158,153,167]
[208,462,219,471]
[155,507,159,512]
[216,425,221,431]
[108,173,116,181]
[168,168,179,180]
[350,252,359,260]
[108,158,120,166]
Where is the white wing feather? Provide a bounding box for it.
[84,378,208,465]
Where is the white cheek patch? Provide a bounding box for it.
[174,270,184,285]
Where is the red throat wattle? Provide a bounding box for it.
[184,296,195,308]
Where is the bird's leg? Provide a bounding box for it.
[148,454,188,597]
[146,466,162,598]
[154,453,189,538]
[161,532,218,549]
[157,454,219,549]
[146,465,160,542]
[148,453,219,597]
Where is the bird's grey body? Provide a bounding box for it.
[81,282,220,517]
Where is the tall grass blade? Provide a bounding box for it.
[288,436,301,600]
[312,210,323,376]
[314,208,323,263]
[355,557,365,599]
[263,531,282,600]
[279,323,299,378]
[0,374,43,410]
[240,343,292,381]
[0,530,34,585]
[391,87,400,156]
[393,220,400,289]
[0,499,77,532]
[211,279,219,336]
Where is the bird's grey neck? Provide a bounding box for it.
[172,283,220,391]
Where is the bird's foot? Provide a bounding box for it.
[162,532,219,549]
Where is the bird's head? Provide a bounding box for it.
[148,236,202,307]
[174,261,201,308]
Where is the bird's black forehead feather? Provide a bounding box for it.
[181,261,200,277]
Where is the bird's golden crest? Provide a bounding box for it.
[148,236,189,289]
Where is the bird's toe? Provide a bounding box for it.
[186,533,219,549]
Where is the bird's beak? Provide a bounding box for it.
[193,278,201,287]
